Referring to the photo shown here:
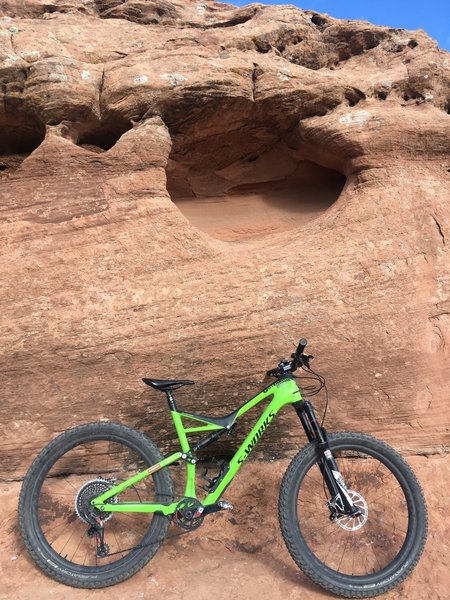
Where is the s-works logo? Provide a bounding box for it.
[238,411,275,464]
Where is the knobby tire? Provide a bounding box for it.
[18,422,174,588]
[278,432,427,598]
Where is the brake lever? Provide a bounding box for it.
[303,354,314,369]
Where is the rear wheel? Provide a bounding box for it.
[279,432,427,598]
[19,422,173,588]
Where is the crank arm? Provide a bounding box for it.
[202,500,234,516]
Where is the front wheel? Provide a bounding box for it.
[18,422,173,588]
[279,432,427,598]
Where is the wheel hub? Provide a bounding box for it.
[74,478,117,524]
[335,490,368,531]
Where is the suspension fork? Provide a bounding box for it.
[294,401,359,516]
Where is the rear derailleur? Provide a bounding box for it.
[87,520,110,558]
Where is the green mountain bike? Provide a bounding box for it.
[18,339,427,597]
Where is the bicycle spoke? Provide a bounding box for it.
[70,532,85,563]
[27,428,170,575]
[294,443,412,578]
[337,535,351,573]
[42,519,70,537]
[366,484,402,504]
[112,529,126,558]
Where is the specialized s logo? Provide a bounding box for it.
[237,411,275,464]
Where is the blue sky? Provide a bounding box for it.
[231,1,450,51]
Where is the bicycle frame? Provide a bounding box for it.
[92,377,303,516]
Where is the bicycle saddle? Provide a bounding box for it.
[142,378,194,391]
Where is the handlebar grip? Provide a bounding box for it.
[296,338,307,356]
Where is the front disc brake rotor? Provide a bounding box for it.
[335,490,369,531]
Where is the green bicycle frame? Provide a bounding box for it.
[92,377,303,516]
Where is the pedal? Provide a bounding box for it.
[201,499,234,517]
[218,500,234,511]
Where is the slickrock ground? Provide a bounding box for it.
[1,456,449,599]
[0,1,449,474]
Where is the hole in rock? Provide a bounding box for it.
[0,117,46,178]
[345,88,366,107]
[311,14,329,29]
[76,118,133,152]
[402,90,424,103]
[43,5,59,14]
[166,118,346,242]
[375,89,388,101]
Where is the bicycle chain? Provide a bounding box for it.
[92,520,193,558]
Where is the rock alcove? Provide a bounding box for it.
[75,118,133,153]
[0,115,46,178]
[166,114,346,242]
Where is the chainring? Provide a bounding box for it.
[173,497,204,531]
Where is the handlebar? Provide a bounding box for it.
[295,338,308,358]
[266,338,313,378]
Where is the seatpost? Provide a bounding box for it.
[165,390,177,411]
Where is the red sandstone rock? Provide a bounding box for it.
[0,1,449,478]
